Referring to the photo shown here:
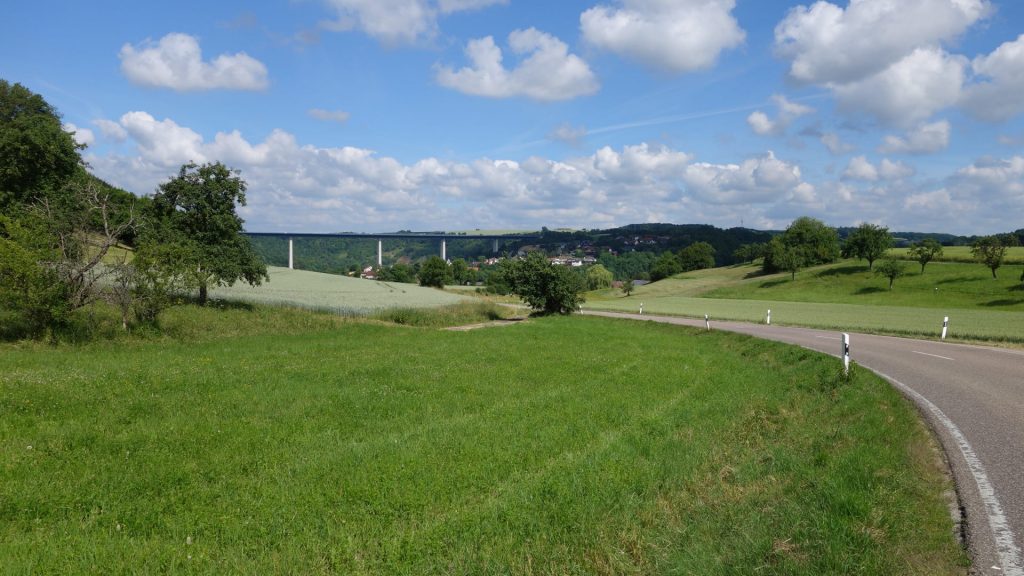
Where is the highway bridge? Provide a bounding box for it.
[243,231,540,269]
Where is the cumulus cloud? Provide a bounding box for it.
[85,111,827,231]
[774,0,990,85]
[961,34,1024,122]
[93,119,128,142]
[952,156,1024,199]
[843,156,916,181]
[831,47,966,127]
[747,95,814,136]
[820,132,854,155]
[119,33,268,91]
[581,0,745,72]
[879,120,951,154]
[681,151,808,204]
[320,0,505,45]
[62,123,94,147]
[436,28,598,101]
[548,122,588,146]
[308,108,351,124]
[879,158,916,180]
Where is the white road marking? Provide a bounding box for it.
[874,369,1023,575]
[815,335,839,340]
[913,351,955,361]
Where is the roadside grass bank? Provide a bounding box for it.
[1,312,966,574]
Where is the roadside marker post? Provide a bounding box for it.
[639,302,643,315]
[705,314,710,331]
[842,333,850,376]
[766,309,771,325]
[941,316,949,340]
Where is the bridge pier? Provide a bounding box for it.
[493,238,499,253]
[288,237,294,269]
[441,239,447,261]
[377,239,383,267]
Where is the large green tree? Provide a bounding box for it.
[971,236,1007,279]
[649,251,682,281]
[585,264,613,290]
[503,252,584,315]
[763,217,839,275]
[418,256,451,288]
[842,223,892,270]
[908,238,943,274]
[678,241,716,272]
[148,162,267,304]
[875,258,907,290]
[0,80,83,211]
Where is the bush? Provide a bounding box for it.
[503,252,585,315]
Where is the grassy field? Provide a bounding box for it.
[586,262,1024,342]
[212,266,469,314]
[0,309,966,574]
[889,246,1024,264]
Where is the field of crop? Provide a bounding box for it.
[586,261,1024,342]
[0,311,965,574]
[889,246,1024,264]
[212,266,468,313]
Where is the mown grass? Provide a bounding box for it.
[0,309,966,574]
[586,261,1024,342]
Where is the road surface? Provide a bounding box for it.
[585,310,1024,575]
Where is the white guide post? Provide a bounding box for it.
[377,239,383,267]
[766,309,771,325]
[941,316,949,340]
[841,333,850,375]
[639,302,644,315]
[441,239,447,261]
[288,237,294,270]
[705,314,710,331]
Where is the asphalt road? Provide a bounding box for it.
[585,310,1024,575]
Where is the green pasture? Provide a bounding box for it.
[889,245,1024,264]
[586,261,1024,342]
[212,266,468,314]
[1,310,965,574]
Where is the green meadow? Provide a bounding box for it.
[0,309,966,575]
[587,261,1024,342]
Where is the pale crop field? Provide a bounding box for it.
[889,245,1024,264]
[212,267,468,313]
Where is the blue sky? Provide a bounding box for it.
[4,0,1024,234]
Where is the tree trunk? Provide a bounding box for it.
[199,283,208,305]
[991,268,998,279]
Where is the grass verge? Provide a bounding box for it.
[0,309,966,574]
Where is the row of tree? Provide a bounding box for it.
[1,80,267,340]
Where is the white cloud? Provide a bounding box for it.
[843,156,878,181]
[831,47,966,127]
[581,0,745,72]
[320,0,505,45]
[436,28,598,101]
[879,120,951,154]
[953,156,1024,198]
[747,95,814,136]
[62,123,94,147]
[86,111,830,231]
[548,123,588,146]
[93,119,127,142]
[774,0,990,85]
[681,151,807,204]
[961,34,1024,122]
[119,33,268,91]
[820,132,854,155]
[308,108,351,124]
[879,158,916,180]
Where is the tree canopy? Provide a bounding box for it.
[678,241,716,272]
[971,236,1007,279]
[418,256,451,288]
[147,162,267,303]
[842,223,892,270]
[503,252,584,315]
[908,238,943,274]
[763,216,839,276]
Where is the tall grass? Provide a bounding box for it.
[0,312,966,574]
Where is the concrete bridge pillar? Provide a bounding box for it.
[493,238,499,253]
[288,237,294,269]
[377,239,383,267]
[441,239,447,261]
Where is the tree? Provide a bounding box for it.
[503,252,584,315]
[148,162,268,304]
[586,264,613,290]
[129,240,199,325]
[842,223,892,270]
[763,216,839,275]
[875,258,907,289]
[418,255,451,288]
[0,80,83,211]
[0,214,68,338]
[621,279,635,296]
[450,258,469,285]
[378,263,416,283]
[678,241,716,272]
[908,238,943,274]
[734,242,767,264]
[649,251,682,281]
[971,236,1007,278]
